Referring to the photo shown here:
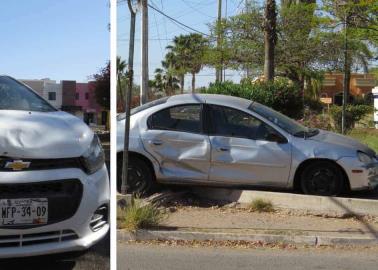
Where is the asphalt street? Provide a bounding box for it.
[119,242,378,270]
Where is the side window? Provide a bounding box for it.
[209,105,280,141]
[149,104,202,133]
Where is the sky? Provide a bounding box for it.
[117,0,249,90]
[0,0,110,82]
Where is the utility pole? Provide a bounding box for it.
[341,8,349,134]
[140,0,149,105]
[121,0,137,195]
[216,0,222,82]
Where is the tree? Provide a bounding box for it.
[149,67,180,97]
[164,45,189,93]
[164,34,208,93]
[117,56,127,111]
[92,61,110,110]
[321,0,378,103]
[264,0,277,81]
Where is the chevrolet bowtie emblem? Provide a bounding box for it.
[5,160,31,171]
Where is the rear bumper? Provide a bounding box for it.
[337,157,378,190]
[0,165,109,259]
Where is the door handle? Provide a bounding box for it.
[216,146,229,152]
[149,140,163,146]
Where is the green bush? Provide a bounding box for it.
[248,198,274,213]
[202,78,303,119]
[117,198,165,232]
[304,97,324,113]
[299,111,333,131]
[329,105,373,133]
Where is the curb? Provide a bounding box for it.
[117,229,378,247]
[192,188,378,216]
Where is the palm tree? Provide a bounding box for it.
[117,56,127,110]
[163,51,187,94]
[150,68,180,97]
[264,0,277,81]
[165,34,208,93]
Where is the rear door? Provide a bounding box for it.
[141,104,211,182]
[207,104,292,187]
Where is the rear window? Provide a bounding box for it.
[0,76,55,112]
[148,104,202,133]
[117,97,169,121]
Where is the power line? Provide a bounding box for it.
[147,3,210,37]
[180,0,216,19]
[150,0,165,58]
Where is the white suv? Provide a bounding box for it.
[0,76,109,258]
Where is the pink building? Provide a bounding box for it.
[75,82,106,125]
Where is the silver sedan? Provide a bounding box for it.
[117,94,378,196]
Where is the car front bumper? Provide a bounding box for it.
[0,165,109,259]
[337,157,378,190]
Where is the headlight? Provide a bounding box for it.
[357,151,374,164]
[81,135,105,174]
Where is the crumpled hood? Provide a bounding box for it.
[309,129,376,157]
[0,110,93,159]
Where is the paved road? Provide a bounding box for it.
[119,242,378,270]
[0,233,109,270]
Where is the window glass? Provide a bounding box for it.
[149,105,201,133]
[0,76,55,112]
[117,97,169,121]
[48,92,56,101]
[210,105,279,141]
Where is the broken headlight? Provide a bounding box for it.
[81,135,105,174]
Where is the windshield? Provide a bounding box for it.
[249,102,318,137]
[117,97,169,121]
[0,76,56,112]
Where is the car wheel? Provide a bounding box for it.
[300,161,345,196]
[117,155,155,196]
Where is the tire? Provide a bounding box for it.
[117,155,155,196]
[300,161,346,196]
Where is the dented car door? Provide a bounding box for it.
[141,104,211,182]
[207,104,292,187]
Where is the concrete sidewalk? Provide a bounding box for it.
[118,206,378,246]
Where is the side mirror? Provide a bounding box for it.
[266,132,287,144]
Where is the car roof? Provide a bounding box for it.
[166,94,252,109]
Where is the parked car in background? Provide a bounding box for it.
[117,94,377,196]
[0,76,109,258]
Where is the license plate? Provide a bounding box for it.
[0,198,48,226]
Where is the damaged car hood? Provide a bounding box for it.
[309,130,376,157]
[0,110,93,159]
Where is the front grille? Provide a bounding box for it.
[0,230,78,248]
[0,157,84,172]
[0,179,83,228]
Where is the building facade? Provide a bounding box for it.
[21,78,63,109]
[21,78,107,126]
[320,73,376,105]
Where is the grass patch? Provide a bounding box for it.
[248,198,274,213]
[348,128,378,153]
[118,198,165,232]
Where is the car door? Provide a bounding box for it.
[207,104,292,187]
[141,104,211,182]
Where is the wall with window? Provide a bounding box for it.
[320,73,376,104]
[43,81,62,109]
